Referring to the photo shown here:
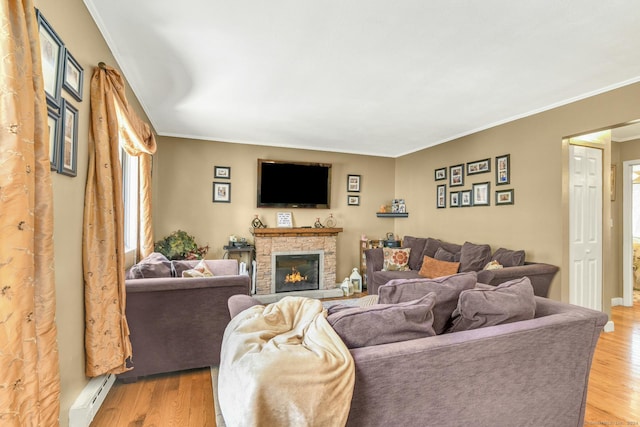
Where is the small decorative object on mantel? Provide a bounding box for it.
[314,217,325,228]
[251,214,267,229]
[325,213,337,228]
[391,199,406,213]
[276,211,293,228]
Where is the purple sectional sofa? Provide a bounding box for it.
[227,276,607,427]
[119,258,250,381]
[365,236,559,297]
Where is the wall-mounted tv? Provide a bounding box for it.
[257,159,331,208]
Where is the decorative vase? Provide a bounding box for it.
[350,267,362,293]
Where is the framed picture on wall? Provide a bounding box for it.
[466,158,491,175]
[437,184,446,208]
[449,164,464,187]
[348,195,360,206]
[213,182,231,202]
[496,154,510,185]
[496,189,514,205]
[435,167,446,181]
[214,166,231,179]
[347,174,361,192]
[37,9,65,107]
[450,191,460,207]
[58,98,78,177]
[472,182,490,206]
[62,49,84,101]
[47,106,61,171]
[460,190,472,207]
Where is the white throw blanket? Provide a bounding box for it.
[218,296,355,427]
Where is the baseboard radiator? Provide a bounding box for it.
[69,373,115,427]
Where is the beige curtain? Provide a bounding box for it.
[83,63,156,377]
[0,1,61,425]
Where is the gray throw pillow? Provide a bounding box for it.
[126,252,172,279]
[491,247,526,267]
[459,241,492,272]
[447,277,536,333]
[378,272,477,334]
[327,293,437,348]
[402,236,429,270]
[434,247,460,262]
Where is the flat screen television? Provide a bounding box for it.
[257,159,331,208]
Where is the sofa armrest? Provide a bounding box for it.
[364,248,384,287]
[228,295,262,318]
[476,262,559,297]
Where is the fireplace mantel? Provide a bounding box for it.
[253,227,343,237]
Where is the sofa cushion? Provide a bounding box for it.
[378,272,477,334]
[402,236,429,270]
[459,241,492,272]
[126,252,172,279]
[382,247,411,271]
[423,238,462,261]
[327,293,437,348]
[418,256,460,279]
[448,277,536,333]
[182,259,214,277]
[371,270,423,293]
[491,247,526,267]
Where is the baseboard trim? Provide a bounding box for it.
[604,320,615,333]
[69,374,115,427]
[611,297,624,307]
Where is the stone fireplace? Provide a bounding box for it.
[253,227,343,301]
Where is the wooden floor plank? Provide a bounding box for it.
[92,297,640,426]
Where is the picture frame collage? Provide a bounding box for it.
[347,174,360,206]
[213,166,231,203]
[38,9,84,178]
[435,154,513,208]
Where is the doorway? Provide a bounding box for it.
[569,144,603,311]
[622,161,640,306]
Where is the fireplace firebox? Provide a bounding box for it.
[271,251,324,294]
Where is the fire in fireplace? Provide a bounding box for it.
[272,251,324,293]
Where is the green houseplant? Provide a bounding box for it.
[154,230,209,260]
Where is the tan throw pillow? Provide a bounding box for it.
[419,255,460,278]
[182,259,214,278]
[382,247,411,271]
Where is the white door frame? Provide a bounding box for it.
[622,159,640,306]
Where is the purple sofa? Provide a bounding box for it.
[227,285,607,427]
[118,259,250,381]
[365,236,559,297]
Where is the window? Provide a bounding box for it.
[121,149,139,257]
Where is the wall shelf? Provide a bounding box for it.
[376,212,409,218]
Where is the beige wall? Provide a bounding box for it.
[152,138,396,281]
[396,83,640,312]
[33,0,151,424]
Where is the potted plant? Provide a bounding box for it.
[154,230,209,260]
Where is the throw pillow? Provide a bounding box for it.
[434,247,459,262]
[126,252,172,279]
[491,248,526,267]
[459,241,492,272]
[483,260,503,270]
[378,272,477,334]
[402,236,429,270]
[382,247,411,271]
[327,293,437,348]
[447,277,536,333]
[418,255,460,279]
[182,260,214,278]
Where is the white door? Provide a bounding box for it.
[569,145,603,310]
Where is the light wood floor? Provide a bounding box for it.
[91,298,640,427]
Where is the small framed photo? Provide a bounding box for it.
[213,182,231,203]
[214,166,231,179]
[37,10,64,107]
[449,164,464,187]
[47,106,61,171]
[58,99,78,177]
[496,189,514,205]
[348,195,360,206]
[466,158,491,175]
[460,190,473,207]
[450,191,460,208]
[435,167,446,181]
[347,174,361,192]
[437,184,446,209]
[276,211,293,228]
[496,154,510,185]
[62,50,83,101]
[472,182,490,206]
